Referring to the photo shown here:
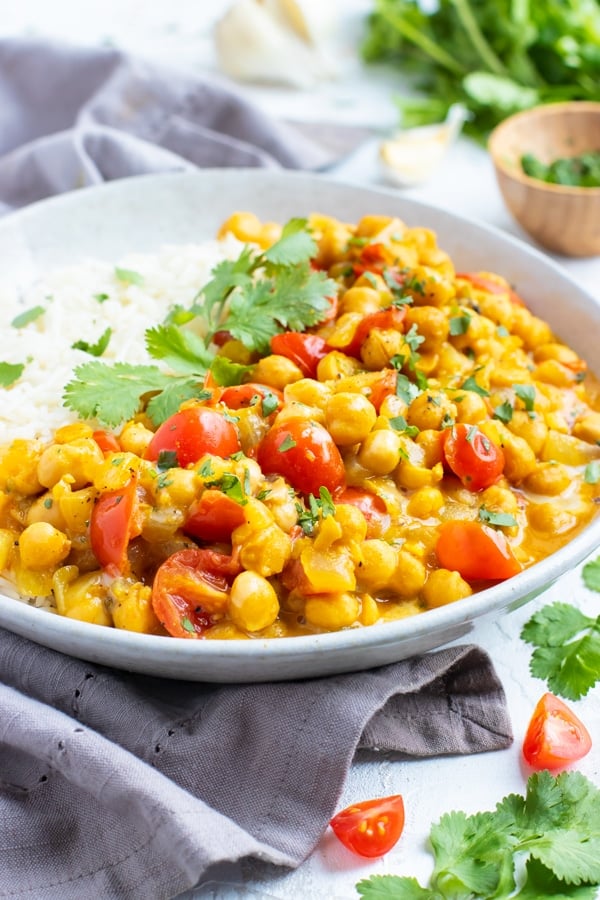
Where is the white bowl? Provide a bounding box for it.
[1,169,599,682]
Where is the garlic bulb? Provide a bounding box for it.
[214,0,338,89]
[262,0,338,45]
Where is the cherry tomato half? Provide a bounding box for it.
[523,693,592,770]
[352,242,391,276]
[341,307,407,359]
[257,418,346,497]
[90,477,138,574]
[368,369,398,413]
[436,520,522,581]
[146,407,240,468]
[337,488,391,538]
[330,795,405,858]
[92,429,121,454]
[151,547,241,638]
[270,332,330,378]
[220,383,283,416]
[442,424,505,491]
[184,490,247,543]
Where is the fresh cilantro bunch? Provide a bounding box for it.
[362,0,600,141]
[357,771,600,899]
[63,219,336,428]
[521,556,600,701]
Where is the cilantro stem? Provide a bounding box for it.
[450,0,508,76]
[378,4,466,75]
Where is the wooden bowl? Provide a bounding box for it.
[488,102,600,257]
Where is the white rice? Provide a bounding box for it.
[0,236,242,444]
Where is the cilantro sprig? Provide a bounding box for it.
[357,771,600,899]
[520,555,600,700]
[63,219,336,426]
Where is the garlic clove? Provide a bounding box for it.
[379,104,470,187]
[215,0,336,89]
[262,0,339,45]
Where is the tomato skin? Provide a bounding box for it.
[457,272,525,307]
[220,383,283,416]
[270,333,330,378]
[342,307,407,359]
[184,490,247,542]
[337,488,391,538]
[436,520,522,581]
[523,693,592,770]
[257,418,346,497]
[90,477,137,574]
[92,429,121,454]
[368,369,398,413]
[352,242,391,276]
[151,548,241,638]
[330,795,405,858]
[146,407,240,468]
[442,424,505,491]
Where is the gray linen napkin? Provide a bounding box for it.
[0,38,513,899]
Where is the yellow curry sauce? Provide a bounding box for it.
[1,211,599,639]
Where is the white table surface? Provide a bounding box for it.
[4,4,600,898]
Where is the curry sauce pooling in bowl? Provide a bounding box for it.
[1,211,599,639]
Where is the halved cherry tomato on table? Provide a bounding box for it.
[184,490,247,543]
[337,488,391,538]
[436,520,522,581]
[146,406,240,468]
[220,383,283,417]
[257,418,345,497]
[456,272,526,307]
[330,795,405,858]
[151,547,241,638]
[523,692,592,770]
[340,307,407,359]
[90,477,138,575]
[442,424,504,491]
[270,333,330,378]
[92,429,121,454]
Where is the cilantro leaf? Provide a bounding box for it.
[449,314,471,336]
[389,415,419,437]
[11,305,44,328]
[63,361,203,427]
[145,324,212,374]
[583,461,600,485]
[146,379,209,426]
[262,217,317,266]
[582,557,600,593]
[115,266,144,286]
[0,362,25,387]
[494,401,514,424]
[460,374,490,397]
[195,247,256,325]
[521,601,600,700]
[358,772,600,899]
[479,506,517,527]
[209,356,253,387]
[72,327,112,357]
[514,383,536,411]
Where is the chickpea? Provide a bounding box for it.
[533,343,582,367]
[26,492,66,530]
[19,522,71,570]
[339,286,382,316]
[316,351,360,382]
[507,411,548,456]
[510,307,554,351]
[228,571,280,632]
[54,569,112,626]
[356,540,398,592]
[159,468,198,508]
[527,503,578,535]
[415,430,444,468]
[357,429,403,475]
[119,421,154,456]
[406,391,457,432]
[406,486,444,519]
[304,592,360,630]
[325,393,377,446]
[480,420,537,484]
[358,593,380,626]
[238,524,292,577]
[335,504,368,543]
[217,211,262,242]
[388,550,427,597]
[405,306,449,351]
[110,578,162,634]
[452,391,489,424]
[284,379,331,410]
[360,328,406,370]
[251,355,303,390]
[524,462,571,496]
[422,569,472,608]
[0,439,44,495]
[37,438,104,490]
[573,412,600,445]
[534,359,578,388]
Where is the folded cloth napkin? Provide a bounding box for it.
[0,37,513,900]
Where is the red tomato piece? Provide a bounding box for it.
[270,332,330,379]
[146,407,240,468]
[456,272,526,307]
[337,488,391,538]
[436,520,522,581]
[330,795,405,858]
[341,307,407,359]
[90,477,138,575]
[220,383,283,416]
[442,424,504,491]
[352,242,391,276]
[151,548,241,638]
[92,429,121,454]
[523,693,592,770]
[184,490,247,543]
[257,418,345,497]
[316,294,339,325]
[368,369,398,413]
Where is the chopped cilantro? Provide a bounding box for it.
[0,362,25,387]
[479,506,517,527]
[278,435,297,453]
[256,489,271,501]
[43,498,53,509]
[206,472,246,505]
[449,314,471,335]
[496,324,510,337]
[11,305,44,328]
[514,383,536,411]
[115,266,144,286]
[460,374,490,397]
[94,293,109,304]
[296,487,335,535]
[389,415,419,437]
[181,616,196,634]
[394,371,421,405]
[493,400,514,424]
[584,461,600,484]
[72,327,112,357]
[156,449,178,471]
[261,391,280,417]
[198,459,214,479]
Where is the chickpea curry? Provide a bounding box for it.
[1,211,599,640]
